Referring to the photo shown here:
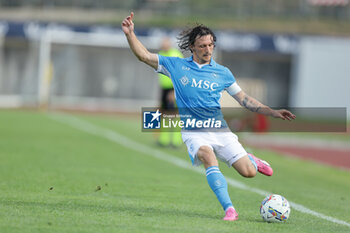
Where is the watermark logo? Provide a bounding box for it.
[143,109,162,129]
[141,107,347,132]
[142,108,224,132]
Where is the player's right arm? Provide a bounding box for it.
[121,12,158,70]
[232,90,296,121]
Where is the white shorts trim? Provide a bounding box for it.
[181,131,247,167]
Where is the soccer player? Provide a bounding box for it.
[122,12,296,221]
[157,37,183,147]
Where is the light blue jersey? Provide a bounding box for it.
[157,55,237,129]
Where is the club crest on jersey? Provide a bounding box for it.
[180,76,189,86]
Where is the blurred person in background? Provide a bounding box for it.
[122,12,295,221]
[157,37,183,148]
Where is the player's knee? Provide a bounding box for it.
[197,146,212,160]
[197,146,217,166]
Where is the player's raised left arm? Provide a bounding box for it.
[233,91,296,121]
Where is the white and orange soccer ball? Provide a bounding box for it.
[260,194,291,223]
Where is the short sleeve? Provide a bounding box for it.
[156,55,181,80]
[224,68,236,88]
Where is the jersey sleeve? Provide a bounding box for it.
[224,68,242,95]
[224,68,236,88]
[156,54,179,79]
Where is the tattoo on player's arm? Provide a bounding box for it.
[242,96,261,113]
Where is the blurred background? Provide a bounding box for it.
[0,0,349,119]
[1,2,350,230]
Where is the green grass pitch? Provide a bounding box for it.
[0,110,349,233]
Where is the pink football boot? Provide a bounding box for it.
[249,153,273,176]
[223,207,239,221]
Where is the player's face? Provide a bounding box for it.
[191,35,214,65]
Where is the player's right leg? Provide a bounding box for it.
[196,146,218,168]
[182,132,238,221]
[197,146,238,221]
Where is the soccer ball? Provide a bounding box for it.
[260,194,291,223]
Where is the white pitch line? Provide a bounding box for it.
[48,113,350,227]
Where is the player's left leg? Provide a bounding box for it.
[214,133,256,177]
[231,155,257,178]
[247,153,273,176]
[231,153,273,177]
[214,132,273,177]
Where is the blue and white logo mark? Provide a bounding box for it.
[143,109,162,129]
[180,76,189,86]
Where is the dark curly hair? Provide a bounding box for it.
[177,24,216,53]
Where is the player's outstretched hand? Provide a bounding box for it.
[272,109,296,121]
[121,12,134,35]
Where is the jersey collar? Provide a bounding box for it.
[186,55,216,67]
